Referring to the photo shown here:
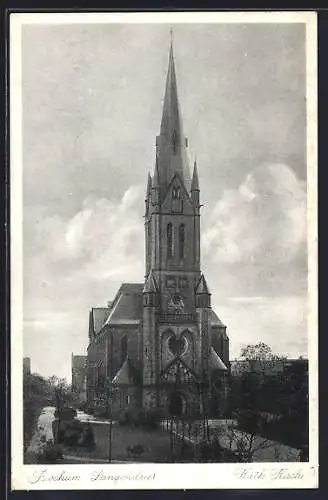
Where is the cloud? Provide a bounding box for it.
[202,163,306,267]
[24,185,146,378]
[30,185,144,274]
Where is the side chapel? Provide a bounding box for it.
[86,41,230,418]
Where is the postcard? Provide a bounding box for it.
[10,10,318,490]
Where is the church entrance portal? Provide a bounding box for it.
[169,392,186,416]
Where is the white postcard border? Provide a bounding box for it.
[10,11,318,490]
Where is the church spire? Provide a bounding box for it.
[155,37,191,193]
[159,40,179,137]
[147,172,152,194]
[191,158,200,191]
[153,155,160,187]
[191,158,200,209]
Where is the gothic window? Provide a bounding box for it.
[168,335,187,356]
[172,186,181,199]
[167,223,174,259]
[172,186,183,213]
[121,335,127,363]
[179,224,185,260]
[161,360,194,385]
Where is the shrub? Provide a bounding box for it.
[118,407,164,429]
[81,423,96,450]
[36,441,63,464]
[53,418,85,446]
[143,408,164,429]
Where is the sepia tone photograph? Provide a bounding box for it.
[10,11,318,489]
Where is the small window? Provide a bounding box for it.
[167,223,174,258]
[172,186,181,199]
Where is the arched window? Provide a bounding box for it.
[121,335,127,363]
[167,223,174,259]
[172,186,181,199]
[179,224,185,260]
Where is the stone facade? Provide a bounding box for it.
[86,41,230,419]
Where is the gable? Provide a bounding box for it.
[211,310,226,328]
[161,173,194,215]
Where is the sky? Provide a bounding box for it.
[21,22,308,380]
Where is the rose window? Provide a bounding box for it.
[168,335,187,356]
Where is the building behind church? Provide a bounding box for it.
[86,42,230,419]
[23,357,31,376]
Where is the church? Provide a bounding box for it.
[86,41,230,419]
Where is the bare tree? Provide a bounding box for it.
[240,342,286,373]
[240,342,282,361]
[214,420,278,462]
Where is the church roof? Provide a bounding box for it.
[143,270,158,293]
[104,283,143,326]
[156,41,191,192]
[210,310,226,328]
[91,308,110,334]
[195,274,210,294]
[209,347,228,371]
[112,358,139,385]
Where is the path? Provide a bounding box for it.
[26,406,56,459]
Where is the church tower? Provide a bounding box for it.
[86,37,229,421]
[142,41,226,417]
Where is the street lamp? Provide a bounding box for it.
[194,371,210,442]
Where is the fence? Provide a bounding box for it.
[161,418,211,445]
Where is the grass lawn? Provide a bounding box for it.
[63,422,173,463]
